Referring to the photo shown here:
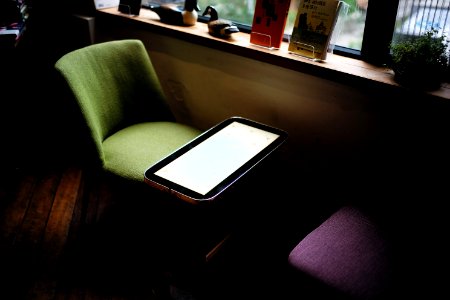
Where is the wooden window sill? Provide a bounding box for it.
[96,7,450,100]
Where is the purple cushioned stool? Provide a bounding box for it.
[288,206,392,300]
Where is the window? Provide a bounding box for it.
[147,0,450,66]
[393,0,450,42]
[195,0,368,53]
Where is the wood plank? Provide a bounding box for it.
[26,276,58,300]
[14,169,61,247]
[84,170,109,225]
[42,165,83,258]
[63,167,86,249]
[0,172,37,243]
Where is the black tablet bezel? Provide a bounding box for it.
[144,116,288,203]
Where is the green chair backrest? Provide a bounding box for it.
[54,39,174,164]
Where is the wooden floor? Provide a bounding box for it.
[0,161,153,299]
[8,151,449,299]
[0,156,312,300]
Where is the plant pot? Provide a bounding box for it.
[390,28,449,91]
[392,65,444,91]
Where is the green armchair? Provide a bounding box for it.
[54,39,202,182]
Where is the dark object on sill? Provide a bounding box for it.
[119,0,142,16]
[390,28,449,91]
[0,0,21,27]
[147,0,200,26]
[392,67,444,91]
[202,5,239,39]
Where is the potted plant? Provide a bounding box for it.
[390,28,450,90]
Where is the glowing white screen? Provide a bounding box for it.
[154,121,279,195]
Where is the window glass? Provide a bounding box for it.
[197,0,254,25]
[195,0,368,51]
[330,0,367,50]
[392,0,450,44]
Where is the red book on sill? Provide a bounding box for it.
[250,0,291,49]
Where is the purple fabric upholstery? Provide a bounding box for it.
[288,206,391,299]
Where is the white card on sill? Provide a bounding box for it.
[94,0,120,9]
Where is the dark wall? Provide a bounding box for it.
[1,0,97,169]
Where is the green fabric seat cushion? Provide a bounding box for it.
[103,121,202,181]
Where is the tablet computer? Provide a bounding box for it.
[144,116,288,203]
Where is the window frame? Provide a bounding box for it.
[360,0,399,65]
